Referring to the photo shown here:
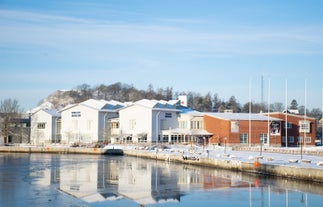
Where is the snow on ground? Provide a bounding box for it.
[113,144,323,169]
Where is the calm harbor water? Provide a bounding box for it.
[0,153,322,207]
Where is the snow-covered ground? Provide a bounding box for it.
[111,144,323,169]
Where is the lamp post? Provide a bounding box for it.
[224,137,227,154]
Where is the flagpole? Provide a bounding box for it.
[249,77,252,147]
[285,79,288,148]
[267,77,270,146]
[304,80,307,148]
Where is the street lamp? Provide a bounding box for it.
[224,137,227,154]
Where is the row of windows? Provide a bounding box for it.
[239,134,312,144]
[71,111,81,117]
[110,122,119,129]
[282,136,312,143]
[178,121,203,129]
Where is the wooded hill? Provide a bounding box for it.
[40,82,322,120]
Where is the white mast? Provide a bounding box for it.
[267,77,270,146]
[304,80,307,148]
[249,77,252,147]
[285,79,288,148]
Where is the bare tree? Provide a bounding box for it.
[0,98,22,144]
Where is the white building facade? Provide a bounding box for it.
[60,99,125,144]
[30,109,61,144]
[162,110,212,144]
[118,99,179,143]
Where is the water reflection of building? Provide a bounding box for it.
[118,159,182,206]
[32,155,323,206]
[57,156,121,203]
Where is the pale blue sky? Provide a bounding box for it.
[1,0,323,111]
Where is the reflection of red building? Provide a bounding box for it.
[265,112,316,147]
[203,175,252,189]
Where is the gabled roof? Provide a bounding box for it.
[180,110,204,117]
[81,99,109,110]
[205,112,281,121]
[60,99,127,112]
[43,109,60,117]
[134,99,178,110]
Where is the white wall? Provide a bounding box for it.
[119,105,152,142]
[119,105,179,143]
[61,105,99,144]
[30,110,54,144]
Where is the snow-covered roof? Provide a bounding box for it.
[81,99,108,110]
[205,112,282,121]
[59,103,77,112]
[181,110,204,117]
[164,128,212,136]
[266,112,316,120]
[59,99,128,112]
[43,109,60,117]
[134,99,179,110]
[28,101,55,114]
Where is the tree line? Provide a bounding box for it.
[59,82,322,119]
[1,81,323,140]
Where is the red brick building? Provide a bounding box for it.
[203,112,317,147]
[265,112,316,147]
[204,113,282,147]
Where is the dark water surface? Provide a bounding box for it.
[0,153,322,207]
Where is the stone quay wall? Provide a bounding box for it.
[124,149,323,183]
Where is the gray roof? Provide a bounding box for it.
[205,112,281,121]
[43,109,61,117]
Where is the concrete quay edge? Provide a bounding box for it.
[124,150,323,183]
[0,146,106,154]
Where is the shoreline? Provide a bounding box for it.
[1,145,323,183]
[123,149,323,183]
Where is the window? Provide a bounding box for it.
[179,121,187,129]
[284,122,292,129]
[299,120,310,133]
[305,137,311,143]
[162,135,169,142]
[37,122,46,129]
[165,113,172,118]
[71,111,81,117]
[240,133,248,144]
[191,121,203,129]
[282,136,295,143]
[110,122,119,129]
[260,133,268,144]
[297,136,311,144]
